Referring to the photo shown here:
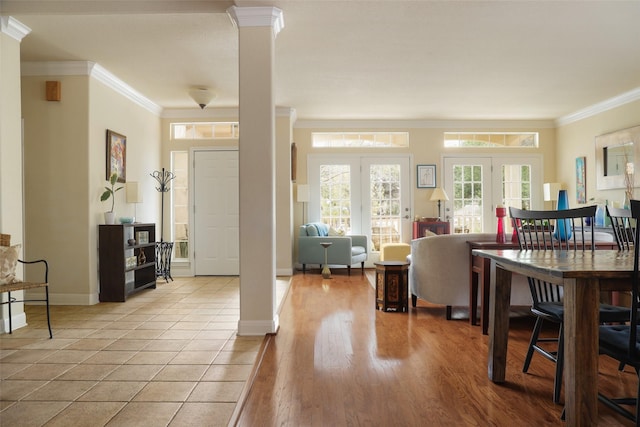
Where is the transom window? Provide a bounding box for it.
[312,132,409,148]
[444,132,538,148]
[171,122,239,140]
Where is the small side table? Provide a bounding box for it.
[374,261,409,312]
[320,242,332,279]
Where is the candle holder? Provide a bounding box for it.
[496,206,507,243]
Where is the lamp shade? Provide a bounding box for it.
[430,187,449,202]
[188,88,215,109]
[297,184,310,203]
[126,182,143,203]
[543,182,561,202]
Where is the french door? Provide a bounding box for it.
[442,155,542,233]
[307,155,412,251]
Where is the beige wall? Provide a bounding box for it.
[292,123,556,233]
[21,69,161,305]
[556,100,640,207]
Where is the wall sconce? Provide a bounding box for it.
[126,181,143,222]
[429,187,449,220]
[543,182,562,210]
[189,88,215,109]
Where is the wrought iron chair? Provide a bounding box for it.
[510,206,629,403]
[597,199,640,423]
[0,234,52,338]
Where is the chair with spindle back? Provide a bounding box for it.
[509,206,629,403]
[597,199,640,423]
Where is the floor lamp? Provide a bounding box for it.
[297,184,310,224]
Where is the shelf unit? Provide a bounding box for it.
[98,223,156,302]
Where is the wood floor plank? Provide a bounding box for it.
[235,271,635,426]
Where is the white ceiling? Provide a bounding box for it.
[5,0,640,121]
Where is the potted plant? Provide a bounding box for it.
[101,172,123,224]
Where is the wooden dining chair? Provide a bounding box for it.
[597,199,640,423]
[509,206,630,404]
[607,205,636,251]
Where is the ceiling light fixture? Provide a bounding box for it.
[188,88,215,109]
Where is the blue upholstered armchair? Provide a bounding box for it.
[298,223,368,275]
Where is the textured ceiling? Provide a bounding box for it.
[6,0,640,120]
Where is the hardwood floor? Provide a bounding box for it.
[234,270,636,426]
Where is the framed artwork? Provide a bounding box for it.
[576,156,586,204]
[136,231,149,244]
[106,129,126,183]
[595,124,640,190]
[417,164,436,188]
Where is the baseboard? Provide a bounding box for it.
[237,316,279,336]
[0,312,27,334]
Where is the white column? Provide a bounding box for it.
[227,6,284,335]
[0,17,31,332]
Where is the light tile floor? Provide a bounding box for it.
[0,276,290,427]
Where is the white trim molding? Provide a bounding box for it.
[237,317,279,336]
[556,87,640,127]
[227,6,284,37]
[0,16,32,42]
[20,60,162,115]
[294,119,556,130]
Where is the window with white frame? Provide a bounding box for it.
[171,151,189,260]
[444,132,538,148]
[312,132,409,148]
[171,122,239,140]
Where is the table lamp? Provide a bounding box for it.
[543,182,562,210]
[430,187,449,220]
[126,181,143,222]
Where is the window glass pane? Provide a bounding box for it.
[320,165,351,233]
[444,132,538,148]
[370,164,401,251]
[453,165,483,234]
[171,122,239,140]
[312,132,409,148]
[172,151,189,260]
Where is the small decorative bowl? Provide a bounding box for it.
[119,217,134,224]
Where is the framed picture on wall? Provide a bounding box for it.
[106,129,126,183]
[417,164,436,188]
[576,156,586,204]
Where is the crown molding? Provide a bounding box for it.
[90,63,162,115]
[0,17,32,42]
[20,61,162,115]
[556,87,640,127]
[227,6,284,37]
[293,119,556,130]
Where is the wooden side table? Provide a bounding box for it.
[374,261,409,312]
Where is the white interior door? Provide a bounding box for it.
[193,149,239,275]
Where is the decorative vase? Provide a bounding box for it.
[553,189,572,241]
[104,211,116,224]
[495,206,507,243]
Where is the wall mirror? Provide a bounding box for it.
[595,125,640,190]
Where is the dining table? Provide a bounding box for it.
[471,248,634,426]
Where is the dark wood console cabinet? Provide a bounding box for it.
[99,223,156,302]
[412,221,450,239]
